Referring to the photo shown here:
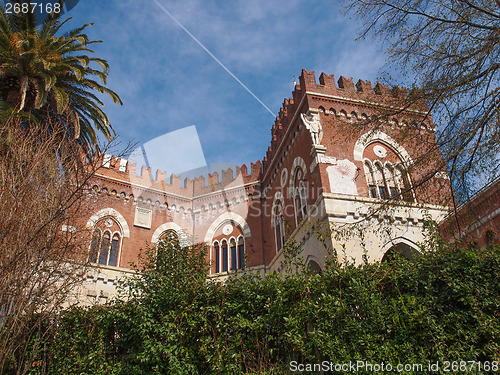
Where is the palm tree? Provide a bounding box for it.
[0,0,122,154]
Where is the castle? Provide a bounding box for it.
[77,69,452,304]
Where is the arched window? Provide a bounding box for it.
[210,222,246,274]
[221,239,228,272]
[212,235,245,274]
[308,259,322,273]
[238,237,245,269]
[363,146,415,203]
[385,163,401,200]
[382,242,420,262]
[98,232,110,265]
[159,229,179,243]
[109,233,120,266]
[274,201,285,252]
[396,164,415,202]
[364,161,378,198]
[292,168,308,226]
[214,241,220,273]
[88,218,122,267]
[89,230,100,263]
[374,161,389,200]
[230,238,237,271]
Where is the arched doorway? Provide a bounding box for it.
[382,242,421,262]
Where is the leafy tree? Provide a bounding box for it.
[0,0,122,155]
[344,0,500,202]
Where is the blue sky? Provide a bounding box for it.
[64,0,388,176]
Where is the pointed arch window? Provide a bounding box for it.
[98,232,110,265]
[238,237,245,269]
[292,167,308,226]
[109,234,120,266]
[159,229,179,243]
[374,161,388,200]
[386,163,401,200]
[89,218,122,267]
[396,164,415,202]
[230,238,237,271]
[274,201,285,252]
[89,230,101,264]
[364,161,378,198]
[212,236,245,274]
[364,158,414,202]
[214,241,220,273]
[222,239,228,272]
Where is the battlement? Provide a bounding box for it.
[96,155,261,198]
[298,69,413,102]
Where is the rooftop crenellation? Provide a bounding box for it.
[298,68,410,101]
[97,155,261,198]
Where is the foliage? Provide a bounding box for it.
[30,237,500,374]
[0,0,122,155]
[344,0,500,202]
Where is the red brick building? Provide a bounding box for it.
[77,69,452,303]
[439,178,500,247]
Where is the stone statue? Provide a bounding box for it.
[300,112,323,145]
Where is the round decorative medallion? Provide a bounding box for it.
[280,168,288,187]
[373,145,387,158]
[104,219,113,228]
[222,224,233,236]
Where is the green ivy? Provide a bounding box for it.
[24,239,500,375]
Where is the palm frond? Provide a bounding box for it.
[0,3,122,154]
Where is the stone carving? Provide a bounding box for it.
[300,111,323,145]
[222,224,233,236]
[134,207,152,229]
[326,159,358,196]
[373,145,387,158]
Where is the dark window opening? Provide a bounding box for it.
[214,243,220,273]
[222,243,228,272]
